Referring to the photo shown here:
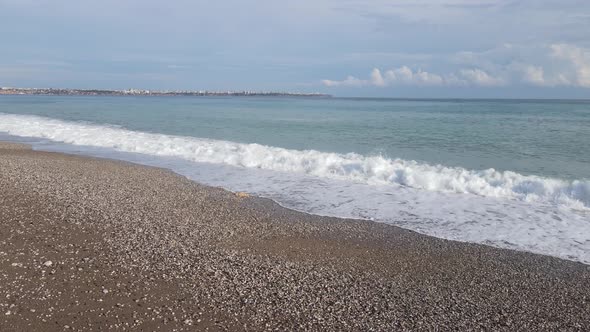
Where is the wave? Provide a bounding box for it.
[0,113,588,209]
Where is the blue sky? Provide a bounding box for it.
[1,0,590,98]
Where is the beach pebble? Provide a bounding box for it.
[43,261,53,267]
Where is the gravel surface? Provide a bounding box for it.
[1,142,589,331]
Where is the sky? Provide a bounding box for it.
[1,0,590,98]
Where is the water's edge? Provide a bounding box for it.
[1,132,589,265]
[2,136,588,268]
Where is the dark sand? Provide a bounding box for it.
[1,142,589,331]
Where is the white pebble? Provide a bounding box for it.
[43,261,53,267]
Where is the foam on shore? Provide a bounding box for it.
[0,113,587,209]
[0,113,589,264]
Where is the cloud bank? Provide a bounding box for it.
[322,44,590,89]
[323,66,504,87]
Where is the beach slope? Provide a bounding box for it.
[1,142,589,331]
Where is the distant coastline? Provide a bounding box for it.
[0,87,331,98]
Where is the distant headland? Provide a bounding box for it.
[0,87,331,98]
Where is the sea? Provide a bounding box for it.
[0,95,588,264]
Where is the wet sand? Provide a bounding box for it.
[1,142,589,331]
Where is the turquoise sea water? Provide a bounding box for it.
[1,95,589,263]
[2,95,589,180]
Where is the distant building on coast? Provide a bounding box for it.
[0,87,331,98]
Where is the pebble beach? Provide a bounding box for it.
[1,142,589,331]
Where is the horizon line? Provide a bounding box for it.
[1,86,590,101]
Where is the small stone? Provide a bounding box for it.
[235,192,250,198]
[184,319,193,325]
[102,289,109,294]
[43,261,53,267]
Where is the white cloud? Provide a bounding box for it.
[459,43,590,88]
[458,68,505,86]
[382,66,445,86]
[370,68,386,87]
[321,76,367,87]
[323,66,503,87]
[324,43,590,89]
[521,65,546,85]
[550,44,590,88]
[516,64,571,87]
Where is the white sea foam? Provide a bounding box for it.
[0,113,588,210]
[1,113,589,264]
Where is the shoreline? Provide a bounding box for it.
[0,88,331,98]
[1,142,589,330]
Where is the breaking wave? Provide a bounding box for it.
[1,113,588,209]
